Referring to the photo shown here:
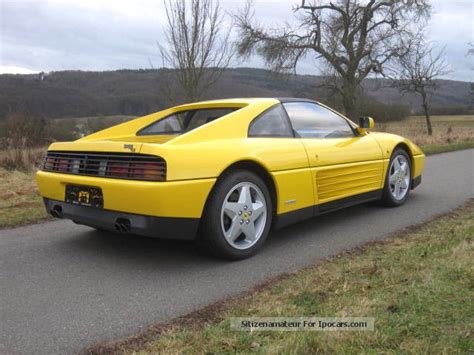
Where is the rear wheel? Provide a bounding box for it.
[381,148,412,206]
[199,170,272,260]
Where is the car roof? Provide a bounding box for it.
[175,97,319,107]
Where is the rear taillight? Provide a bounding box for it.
[57,159,69,171]
[108,162,130,178]
[41,151,166,181]
[130,162,163,180]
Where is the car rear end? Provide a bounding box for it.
[36,141,214,240]
[36,99,276,240]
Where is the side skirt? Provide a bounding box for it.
[274,189,383,230]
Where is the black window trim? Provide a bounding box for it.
[281,100,359,138]
[136,107,240,136]
[247,103,296,138]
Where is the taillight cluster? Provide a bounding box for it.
[56,159,69,171]
[41,152,166,181]
[108,162,163,180]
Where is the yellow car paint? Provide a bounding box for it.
[37,98,424,222]
[37,170,215,218]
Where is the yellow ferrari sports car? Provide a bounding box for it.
[37,98,424,259]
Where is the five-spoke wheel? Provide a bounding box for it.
[382,148,412,206]
[199,170,272,260]
[388,154,410,201]
[221,182,267,250]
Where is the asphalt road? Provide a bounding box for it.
[1,149,473,354]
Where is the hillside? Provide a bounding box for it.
[0,68,471,119]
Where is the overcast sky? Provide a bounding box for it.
[0,0,473,81]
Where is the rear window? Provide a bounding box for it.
[137,108,238,135]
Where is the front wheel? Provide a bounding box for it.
[381,148,412,207]
[198,170,272,260]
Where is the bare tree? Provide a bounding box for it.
[160,0,234,103]
[395,37,449,135]
[235,0,430,119]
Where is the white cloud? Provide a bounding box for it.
[0,0,472,80]
[0,65,39,74]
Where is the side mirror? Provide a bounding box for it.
[359,116,375,129]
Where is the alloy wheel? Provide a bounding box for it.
[389,154,410,201]
[220,182,267,250]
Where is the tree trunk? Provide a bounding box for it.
[421,92,433,136]
[341,80,358,120]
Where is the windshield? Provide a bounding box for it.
[137,108,238,135]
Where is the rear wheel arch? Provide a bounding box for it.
[216,160,277,216]
[197,162,275,259]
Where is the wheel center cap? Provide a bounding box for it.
[243,212,250,220]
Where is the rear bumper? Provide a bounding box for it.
[36,171,216,218]
[44,198,199,240]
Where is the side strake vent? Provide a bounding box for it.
[41,151,166,181]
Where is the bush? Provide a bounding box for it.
[2,111,47,147]
[44,119,80,141]
[354,98,410,122]
[318,92,410,122]
[0,111,48,171]
[428,105,473,116]
[0,147,45,172]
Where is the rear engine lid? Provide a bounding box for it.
[104,134,178,144]
[48,140,145,154]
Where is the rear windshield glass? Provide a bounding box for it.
[137,108,238,135]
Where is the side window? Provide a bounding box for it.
[248,105,294,137]
[138,108,236,135]
[283,102,354,138]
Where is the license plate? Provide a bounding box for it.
[65,185,103,208]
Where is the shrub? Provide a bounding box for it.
[354,98,410,122]
[0,147,45,172]
[3,111,46,147]
[0,111,48,171]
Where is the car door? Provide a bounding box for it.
[282,101,384,207]
[247,104,315,216]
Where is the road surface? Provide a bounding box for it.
[1,149,473,354]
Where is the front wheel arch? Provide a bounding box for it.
[392,143,414,179]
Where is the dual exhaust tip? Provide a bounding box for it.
[114,218,131,234]
[50,204,131,234]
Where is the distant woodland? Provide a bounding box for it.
[0,68,471,121]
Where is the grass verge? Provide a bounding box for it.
[0,168,50,228]
[422,141,474,155]
[87,201,473,354]
[377,114,474,148]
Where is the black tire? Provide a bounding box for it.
[381,148,412,207]
[198,169,273,260]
